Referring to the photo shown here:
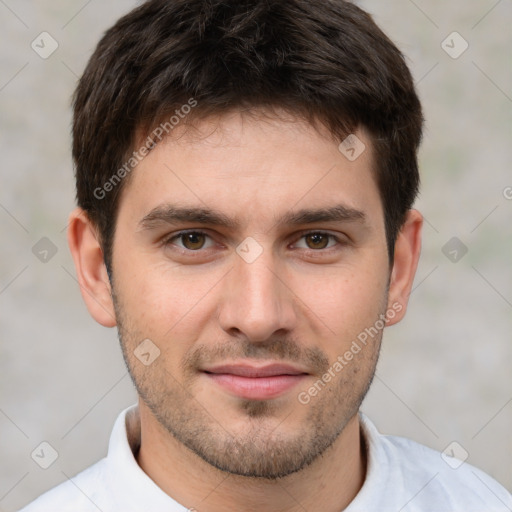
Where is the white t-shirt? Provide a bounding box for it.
[20,405,512,512]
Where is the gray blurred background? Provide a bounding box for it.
[1,1,511,510]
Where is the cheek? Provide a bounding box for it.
[291,262,388,352]
[114,256,222,348]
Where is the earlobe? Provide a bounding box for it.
[386,209,423,326]
[67,207,117,328]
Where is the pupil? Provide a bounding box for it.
[184,233,204,249]
[308,234,328,249]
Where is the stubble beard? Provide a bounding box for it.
[112,288,382,480]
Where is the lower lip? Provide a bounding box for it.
[204,373,307,400]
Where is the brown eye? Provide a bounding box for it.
[162,230,217,258]
[305,233,330,250]
[180,232,207,250]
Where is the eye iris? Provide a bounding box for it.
[306,233,329,249]
[182,233,205,250]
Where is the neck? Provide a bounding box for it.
[135,402,366,512]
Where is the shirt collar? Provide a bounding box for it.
[106,405,383,511]
[344,411,397,511]
[105,404,188,511]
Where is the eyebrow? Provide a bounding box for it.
[138,203,366,231]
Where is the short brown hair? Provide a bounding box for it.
[72,0,423,271]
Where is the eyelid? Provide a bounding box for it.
[162,229,217,250]
[162,229,347,252]
[291,230,346,250]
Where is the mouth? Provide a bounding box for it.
[201,363,309,400]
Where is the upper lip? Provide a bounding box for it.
[202,363,308,378]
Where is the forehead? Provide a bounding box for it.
[118,111,383,230]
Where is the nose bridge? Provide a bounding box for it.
[239,249,279,307]
[218,242,295,341]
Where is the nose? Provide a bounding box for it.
[217,245,298,342]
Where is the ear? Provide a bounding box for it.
[67,207,117,327]
[386,209,423,326]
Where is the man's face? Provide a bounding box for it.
[110,111,391,479]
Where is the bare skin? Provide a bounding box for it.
[68,110,422,512]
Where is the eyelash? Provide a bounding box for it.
[161,230,345,255]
